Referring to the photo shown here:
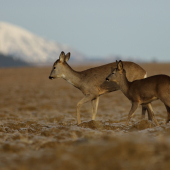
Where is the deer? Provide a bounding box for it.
[49,51,156,125]
[106,60,170,126]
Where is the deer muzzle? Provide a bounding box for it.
[106,77,110,82]
[49,76,54,80]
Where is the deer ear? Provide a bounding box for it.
[118,60,123,71]
[65,52,70,62]
[59,51,65,63]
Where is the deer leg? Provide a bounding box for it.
[144,103,154,120]
[141,105,147,119]
[147,103,159,126]
[126,102,139,126]
[77,94,96,125]
[164,104,170,124]
[146,103,154,121]
[91,96,99,120]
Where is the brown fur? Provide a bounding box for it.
[106,60,170,125]
[49,52,154,124]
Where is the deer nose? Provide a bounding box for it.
[49,76,54,80]
[106,77,109,81]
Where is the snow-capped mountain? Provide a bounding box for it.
[0,22,86,64]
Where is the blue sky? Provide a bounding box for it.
[0,0,170,61]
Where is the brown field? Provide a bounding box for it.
[1,63,170,170]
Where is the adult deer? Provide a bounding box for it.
[106,60,170,126]
[49,51,154,125]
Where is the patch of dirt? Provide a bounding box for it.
[0,64,170,170]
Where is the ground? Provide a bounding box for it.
[0,63,170,170]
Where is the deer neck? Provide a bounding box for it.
[118,74,131,98]
[62,63,81,88]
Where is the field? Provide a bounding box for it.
[1,63,170,170]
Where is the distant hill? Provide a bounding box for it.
[0,22,86,65]
[0,53,29,67]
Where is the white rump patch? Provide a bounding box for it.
[144,72,147,78]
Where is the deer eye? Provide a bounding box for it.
[112,72,114,74]
[54,67,56,69]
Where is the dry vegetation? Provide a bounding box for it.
[0,63,170,170]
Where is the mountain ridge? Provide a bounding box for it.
[0,22,86,64]
[0,53,29,67]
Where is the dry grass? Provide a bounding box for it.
[0,63,170,170]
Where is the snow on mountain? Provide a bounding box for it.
[0,22,86,64]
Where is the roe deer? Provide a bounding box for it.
[106,60,170,126]
[49,51,155,125]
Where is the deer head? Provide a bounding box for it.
[106,60,125,84]
[49,51,70,79]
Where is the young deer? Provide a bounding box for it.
[49,51,155,125]
[106,60,170,126]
